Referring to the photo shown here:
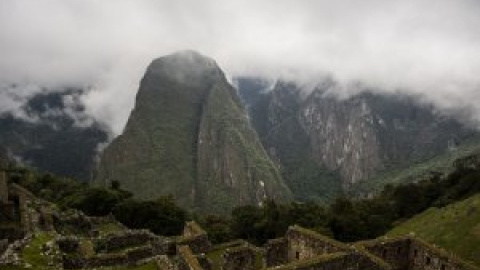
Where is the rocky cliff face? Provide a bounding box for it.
[237,78,478,199]
[96,51,291,213]
[300,90,383,188]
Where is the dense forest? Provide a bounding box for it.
[4,153,480,245]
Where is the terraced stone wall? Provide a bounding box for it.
[285,226,350,261]
[265,237,288,267]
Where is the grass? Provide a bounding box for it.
[206,241,264,270]
[205,245,228,270]
[352,138,480,196]
[388,194,480,267]
[22,232,55,269]
[2,232,56,270]
[96,222,125,236]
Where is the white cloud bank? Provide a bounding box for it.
[1,0,480,134]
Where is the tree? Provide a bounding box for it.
[113,196,187,236]
[63,187,131,216]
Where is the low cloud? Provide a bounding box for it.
[1,0,480,134]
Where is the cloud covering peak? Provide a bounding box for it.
[1,0,480,133]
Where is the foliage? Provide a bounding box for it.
[6,151,480,257]
[62,187,132,216]
[197,214,232,244]
[6,167,185,236]
[113,196,187,236]
[388,194,480,267]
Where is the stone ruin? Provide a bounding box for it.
[0,170,41,240]
[57,229,173,269]
[170,224,478,270]
[0,170,57,266]
[0,168,478,269]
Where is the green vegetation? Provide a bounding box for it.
[225,200,332,245]
[195,81,291,214]
[7,167,188,236]
[283,160,342,204]
[4,150,480,268]
[96,222,125,236]
[96,52,292,214]
[113,196,187,236]
[23,232,55,269]
[2,232,56,270]
[353,138,480,196]
[205,242,263,270]
[388,194,480,266]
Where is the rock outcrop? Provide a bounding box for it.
[96,51,292,213]
[237,78,478,199]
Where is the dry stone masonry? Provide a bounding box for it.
[0,169,478,269]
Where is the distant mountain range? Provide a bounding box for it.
[236,77,479,201]
[0,51,478,212]
[0,88,108,180]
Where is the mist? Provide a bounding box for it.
[1,0,480,134]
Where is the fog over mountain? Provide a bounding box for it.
[1,0,480,134]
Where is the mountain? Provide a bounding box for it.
[96,51,292,214]
[236,77,479,201]
[388,194,480,267]
[0,89,109,180]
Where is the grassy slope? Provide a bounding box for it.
[388,194,480,266]
[352,138,480,196]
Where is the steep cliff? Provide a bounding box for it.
[237,78,478,200]
[96,51,291,213]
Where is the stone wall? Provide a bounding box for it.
[183,221,206,237]
[177,245,203,270]
[178,221,211,254]
[0,171,8,203]
[264,252,388,270]
[96,230,157,252]
[57,236,80,253]
[54,210,94,236]
[87,214,117,225]
[360,238,411,270]
[196,254,213,270]
[0,227,25,241]
[0,183,34,238]
[177,233,211,255]
[358,237,478,270]
[0,202,16,221]
[62,244,157,269]
[156,255,177,270]
[58,229,171,269]
[38,203,55,231]
[221,246,257,270]
[265,237,288,267]
[408,239,477,270]
[0,233,33,267]
[63,253,127,269]
[286,225,351,261]
[0,239,8,257]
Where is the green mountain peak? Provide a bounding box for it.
[95,51,292,214]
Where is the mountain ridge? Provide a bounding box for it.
[96,51,292,213]
[236,77,479,201]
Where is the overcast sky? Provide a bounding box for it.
[1,0,480,134]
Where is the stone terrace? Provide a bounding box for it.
[0,168,478,269]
